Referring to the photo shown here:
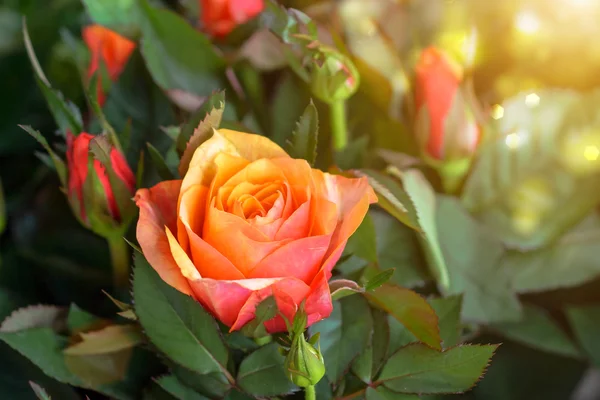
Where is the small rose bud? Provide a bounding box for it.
[309,48,360,104]
[284,333,325,388]
[82,25,136,106]
[200,0,265,38]
[414,47,479,162]
[66,132,135,232]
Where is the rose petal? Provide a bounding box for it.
[303,270,334,327]
[165,227,201,281]
[203,204,288,275]
[135,181,192,295]
[183,221,245,280]
[274,197,311,241]
[177,184,208,253]
[315,173,377,273]
[248,235,330,283]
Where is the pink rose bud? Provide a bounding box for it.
[414,47,480,162]
[67,132,135,229]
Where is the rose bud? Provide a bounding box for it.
[414,47,479,163]
[67,132,136,232]
[284,334,326,387]
[135,129,376,333]
[200,0,265,38]
[309,47,360,105]
[82,25,136,106]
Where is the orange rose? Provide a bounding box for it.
[135,130,376,332]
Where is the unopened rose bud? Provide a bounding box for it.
[414,47,479,163]
[309,49,359,105]
[66,132,135,234]
[284,333,325,388]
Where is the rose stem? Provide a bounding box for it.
[108,235,130,289]
[305,385,316,400]
[330,100,348,151]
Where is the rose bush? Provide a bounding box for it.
[135,129,376,332]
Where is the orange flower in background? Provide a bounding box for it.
[67,132,135,224]
[414,46,479,161]
[135,129,376,333]
[200,0,265,37]
[82,25,136,106]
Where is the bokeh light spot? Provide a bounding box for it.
[491,104,504,120]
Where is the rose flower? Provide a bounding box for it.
[200,0,265,38]
[135,129,376,332]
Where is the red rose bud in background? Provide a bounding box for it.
[414,47,480,192]
[200,0,265,38]
[82,25,136,106]
[66,132,135,234]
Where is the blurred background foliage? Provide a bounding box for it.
[3,0,600,399]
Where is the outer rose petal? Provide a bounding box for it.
[181,129,288,194]
[315,173,378,273]
[135,181,192,295]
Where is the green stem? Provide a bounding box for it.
[305,385,316,400]
[330,101,348,151]
[108,235,130,289]
[437,158,472,195]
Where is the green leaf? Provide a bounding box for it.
[378,344,498,394]
[491,305,580,359]
[177,91,226,154]
[178,104,225,176]
[435,196,522,323]
[19,125,67,187]
[155,375,210,400]
[241,296,278,338]
[503,215,600,293]
[170,365,231,399]
[138,0,226,96]
[370,309,390,379]
[132,255,232,381]
[360,169,420,232]
[0,305,65,333]
[66,303,100,333]
[366,386,419,400]
[427,296,462,348]
[82,0,140,35]
[30,381,52,400]
[312,295,373,384]
[365,269,395,292]
[147,142,176,180]
[64,325,143,355]
[345,212,378,263]
[237,343,297,396]
[286,100,319,166]
[329,279,364,301]
[371,210,430,288]
[566,304,600,366]
[23,20,83,136]
[366,284,441,351]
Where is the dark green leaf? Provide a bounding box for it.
[436,196,522,323]
[491,305,580,359]
[286,100,319,166]
[366,386,419,400]
[365,269,395,292]
[237,343,297,396]
[366,284,441,351]
[66,304,99,333]
[138,0,226,96]
[132,255,232,381]
[427,296,463,348]
[18,125,67,187]
[147,142,176,180]
[378,344,498,394]
[371,210,430,288]
[82,0,141,35]
[312,295,373,383]
[346,212,378,263]
[566,304,600,366]
[178,104,225,176]
[155,375,210,400]
[177,91,226,154]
